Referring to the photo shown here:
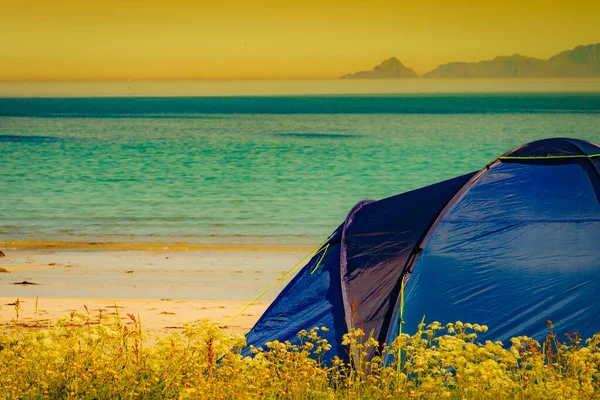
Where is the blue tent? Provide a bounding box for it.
[243,138,600,362]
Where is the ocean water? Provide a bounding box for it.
[1,94,599,246]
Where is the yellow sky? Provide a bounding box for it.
[1,0,599,81]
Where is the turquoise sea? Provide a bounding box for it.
[1,92,599,246]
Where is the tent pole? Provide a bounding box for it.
[396,275,406,383]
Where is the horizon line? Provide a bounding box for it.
[4,77,600,84]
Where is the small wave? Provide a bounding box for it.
[274,133,359,139]
[41,113,225,119]
[0,135,60,142]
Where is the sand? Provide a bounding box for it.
[0,245,314,335]
[0,297,269,336]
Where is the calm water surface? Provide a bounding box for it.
[1,94,599,246]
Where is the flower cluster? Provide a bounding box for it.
[1,309,599,399]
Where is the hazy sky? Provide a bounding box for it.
[1,0,599,81]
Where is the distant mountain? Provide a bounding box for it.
[423,43,600,78]
[549,43,600,74]
[341,57,419,79]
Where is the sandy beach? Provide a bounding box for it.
[0,243,313,335]
[0,297,269,336]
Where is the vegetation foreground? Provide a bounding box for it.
[1,304,599,399]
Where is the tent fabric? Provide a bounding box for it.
[397,159,600,344]
[242,138,600,363]
[502,137,600,158]
[242,229,349,362]
[340,172,476,349]
[594,158,600,176]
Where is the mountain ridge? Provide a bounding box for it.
[341,57,419,79]
[341,43,600,79]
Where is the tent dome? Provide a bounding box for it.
[243,138,600,363]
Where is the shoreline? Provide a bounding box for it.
[0,240,313,252]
